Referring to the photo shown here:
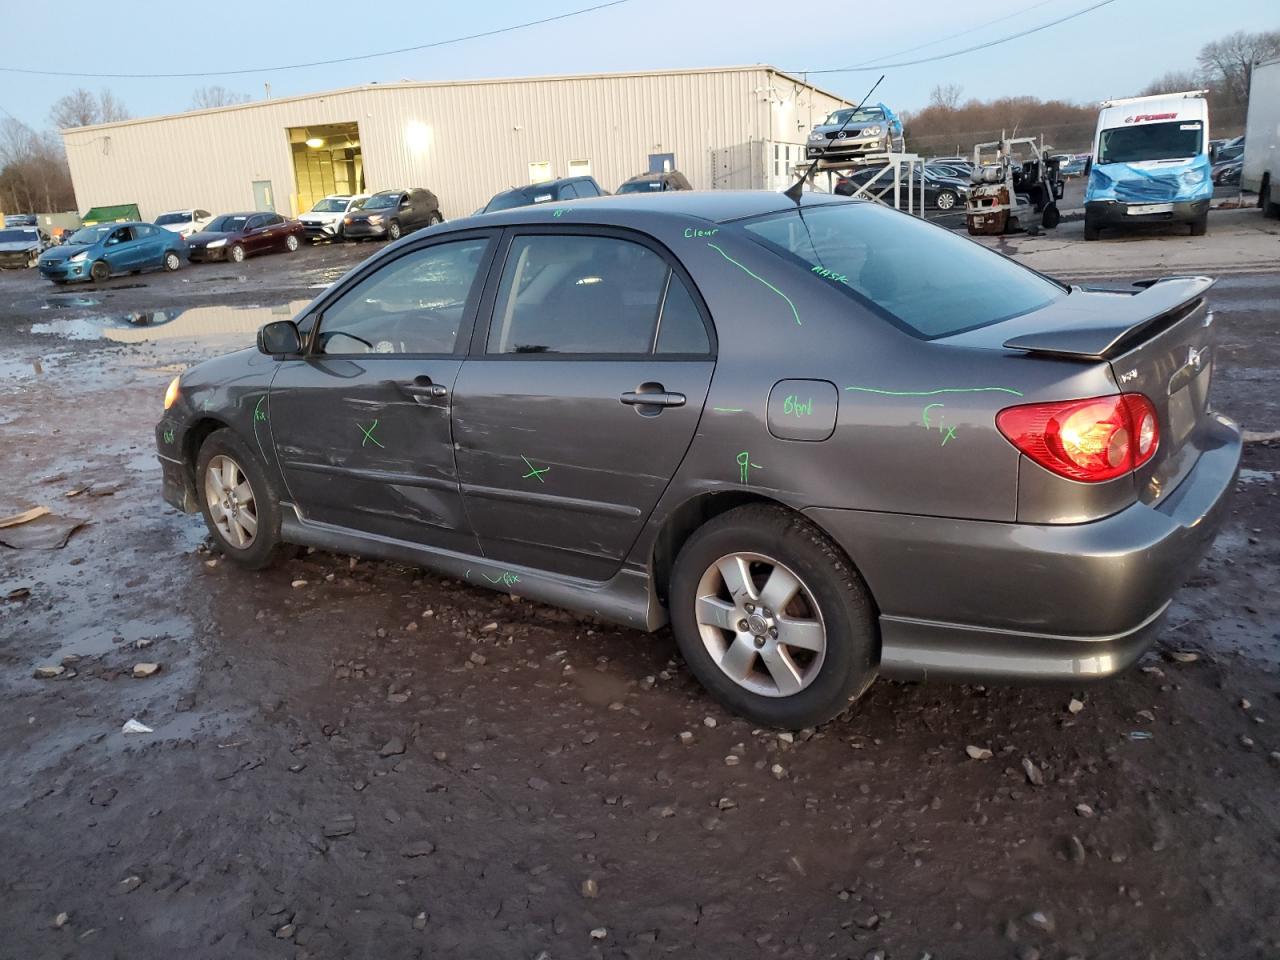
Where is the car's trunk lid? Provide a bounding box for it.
[1001,276,1216,503]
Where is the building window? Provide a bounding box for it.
[568,159,592,176]
[528,161,553,184]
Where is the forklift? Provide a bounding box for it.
[965,136,1064,235]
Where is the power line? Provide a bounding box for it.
[798,0,1118,75]
[0,1,630,79]
[839,0,1059,71]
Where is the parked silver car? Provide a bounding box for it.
[156,191,1240,727]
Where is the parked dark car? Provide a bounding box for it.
[38,221,186,284]
[1212,158,1243,186]
[4,213,39,228]
[0,225,50,269]
[343,189,443,241]
[156,191,1240,728]
[186,212,304,263]
[481,177,605,213]
[836,165,969,211]
[616,171,693,194]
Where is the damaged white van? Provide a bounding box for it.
[1084,91,1212,240]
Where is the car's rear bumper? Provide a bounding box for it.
[807,413,1241,681]
[1086,198,1210,225]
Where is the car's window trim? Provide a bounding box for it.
[300,229,500,360]
[467,224,718,362]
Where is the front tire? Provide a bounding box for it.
[1041,204,1061,229]
[1083,213,1101,241]
[1259,176,1278,218]
[163,250,181,271]
[229,243,246,263]
[669,505,877,728]
[195,428,281,570]
[284,234,299,252]
[1190,214,1208,237]
[90,260,110,283]
[387,220,402,241]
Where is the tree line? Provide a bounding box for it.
[904,28,1279,157]
[0,86,252,217]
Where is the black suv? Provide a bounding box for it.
[481,177,605,213]
[616,171,693,194]
[343,188,443,241]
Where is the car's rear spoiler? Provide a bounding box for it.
[1002,276,1215,360]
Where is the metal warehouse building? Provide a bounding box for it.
[62,66,849,222]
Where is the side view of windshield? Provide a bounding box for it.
[1099,121,1202,164]
[69,226,112,244]
[824,107,884,125]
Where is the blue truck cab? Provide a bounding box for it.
[1084,91,1212,240]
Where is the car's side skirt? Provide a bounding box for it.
[279,503,666,632]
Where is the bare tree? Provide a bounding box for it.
[928,83,964,111]
[48,88,130,129]
[0,118,75,213]
[191,86,252,110]
[1138,69,1207,97]
[1198,30,1280,105]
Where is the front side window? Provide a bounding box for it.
[316,238,490,355]
[364,193,399,210]
[487,234,703,356]
[742,202,1063,339]
[1098,121,1202,164]
[107,227,134,245]
[207,215,249,233]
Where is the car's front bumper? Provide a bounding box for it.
[157,422,199,513]
[0,249,39,268]
[806,135,888,160]
[38,259,89,281]
[343,221,388,238]
[808,413,1241,681]
[302,220,341,239]
[1086,198,1210,226]
[187,246,228,262]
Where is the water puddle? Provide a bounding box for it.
[1237,468,1276,485]
[29,300,311,345]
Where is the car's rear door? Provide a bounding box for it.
[451,226,716,581]
[268,230,498,552]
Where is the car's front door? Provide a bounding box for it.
[452,228,716,581]
[268,231,497,552]
[102,226,140,271]
[243,215,269,254]
[396,193,418,231]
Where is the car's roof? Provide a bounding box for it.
[461,189,840,230]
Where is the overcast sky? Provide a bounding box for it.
[2,0,1272,131]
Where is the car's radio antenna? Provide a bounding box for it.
[784,75,886,204]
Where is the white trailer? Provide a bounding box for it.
[1242,56,1280,216]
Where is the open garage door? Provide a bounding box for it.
[287,122,365,216]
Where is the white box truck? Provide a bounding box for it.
[1241,57,1280,217]
[1083,91,1212,240]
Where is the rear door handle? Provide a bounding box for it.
[620,390,685,407]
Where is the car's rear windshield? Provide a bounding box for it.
[154,213,189,225]
[741,202,1063,339]
[1099,121,1202,164]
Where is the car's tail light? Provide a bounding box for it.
[996,394,1159,483]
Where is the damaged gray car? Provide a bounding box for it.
[156,191,1240,727]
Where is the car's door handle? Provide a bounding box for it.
[387,377,448,402]
[620,389,685,408]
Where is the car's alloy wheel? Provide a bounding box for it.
[387,220,402,241]
[694,552,826,697]
[204,454,258,549]
[229,244,246,263]
[285,234,299,252]
[428,212,442,226]
[164,251,181,271]
[935,190,956,210]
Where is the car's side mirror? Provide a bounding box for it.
[258,320,302,357]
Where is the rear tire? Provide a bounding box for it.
[1041,204,1061,229]
[90,260,109,283]
[934,190,957,211]
[1260,175,1279,218]
[163,250,181,271]
[668,505,877,729]
[195,428,281,570]
[229,243,246,263]
[427,211,443,226]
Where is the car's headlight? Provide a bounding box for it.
[164,376,181,411]
[367,214,384,223]
[863,126,882,137]
[808,132,825,142]
[69,251,87,262]
[206,238,227,248]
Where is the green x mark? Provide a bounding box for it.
[359,420,385,448]
[521,455,550,483]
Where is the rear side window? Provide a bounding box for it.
[742,202,1062,338]
[487,234,707,355]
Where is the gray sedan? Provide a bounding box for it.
[155,191,1240,728]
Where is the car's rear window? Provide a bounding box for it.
[741,202,1063,339]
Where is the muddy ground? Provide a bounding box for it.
[1,225,1278,960]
